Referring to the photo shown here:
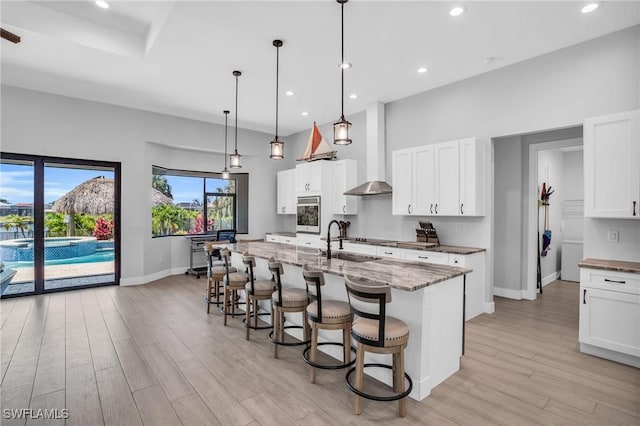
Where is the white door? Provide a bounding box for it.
[277,170,287,214]
[285,169,296,213]
[392,149,413,215]
[413,145,435,216]
[332,160,357,215]
[295,163,309,194]
[307,161,323,192]
[579,287,640,356]
[584,110,640,218]
[459,138,481,216]
[435,141,460,216]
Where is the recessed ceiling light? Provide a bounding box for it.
[417,67,428,74]
[95,0,110,9]
[581,2,601,13]
[349,94,358,99]
[449,6,465,17]
[285,91,294,96]
[484,57,497,65]
[339,62,352,69]
[301,112,309,116]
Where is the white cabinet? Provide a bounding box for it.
[584,110,640,219]
[296,162,323,194]
[392,149,413,215]
[376,246,402,258]
[265,234,280,243]
[392,138,486,216]
[342,243,378,255]
[332,159,358,215]
[280,236,298,245]
[276,169,296,215]
[580,268,640,364]
[402,249,448,265]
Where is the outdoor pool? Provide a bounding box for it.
[1,247,114,269]
[0,237,113,265]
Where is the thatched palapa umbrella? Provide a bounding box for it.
[52,176,172,236]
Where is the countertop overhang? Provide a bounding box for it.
[222,241,471,292]
[578,258,640,274]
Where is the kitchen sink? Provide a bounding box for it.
[322,251,381,263]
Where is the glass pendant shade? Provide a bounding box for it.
[221,168,230,180]
[333,116,352,145]
[270,138,284,159]
[229,151,241,169]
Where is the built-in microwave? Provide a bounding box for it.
[296,196,321,234]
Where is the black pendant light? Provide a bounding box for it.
[221,110,230,179]
[333,0,352,145]
[269,39,284,159]
[230,70,242,168]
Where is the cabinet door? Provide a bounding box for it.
[332,160,358,215]
[459,138,485,216]
[584,110,640,218]
[307,162,323,192]
[285,169,297,213]
[392,149,413,215]
[295,164,309,194]
[277,170,287,214]
[413,145,435,216]
[434,141,460,216]
[579,287,640,357]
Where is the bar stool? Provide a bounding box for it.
[267,258,311,358]
[343,275,412,417]
[221,249,248,326]
[242,254,276,340]
[205,244,234,313]
[302,264,355,383]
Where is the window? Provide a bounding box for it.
[151,166,248,237]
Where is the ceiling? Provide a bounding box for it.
[2,1,639,136]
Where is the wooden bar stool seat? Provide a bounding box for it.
[206,262,236,312]
[243,254,276,340]
[221,249,249,326]
[343,275,413,417]
[268,258,311,358]
[301,265,355,384]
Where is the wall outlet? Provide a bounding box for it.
[607,230,619,243]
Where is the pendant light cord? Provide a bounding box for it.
[340,1,345,120]
[275,44,279,139]
[234,74,239,152]
[224,111,228,169]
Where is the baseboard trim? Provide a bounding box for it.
[542,271,561,287]
[493,287,525,300]
[120,267,186,286]
[484,301,495,314]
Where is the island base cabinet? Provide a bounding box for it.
[579,268,640,368]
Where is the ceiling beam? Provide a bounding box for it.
[1,28,21,44]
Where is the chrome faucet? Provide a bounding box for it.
[326,219,344,260]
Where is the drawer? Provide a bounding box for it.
[281,237,298,245]
[265,235,280,243]
[403,250,448,265]
[377,246,402,258]
[581,268,640,294]
[342,243,377,255]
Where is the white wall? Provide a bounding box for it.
[0,86,290,284]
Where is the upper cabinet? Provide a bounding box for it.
[276,169,296,215]
[296,162,323,194]
[392,138,486,216]
[584,110,640,219]
[332,159,358,215]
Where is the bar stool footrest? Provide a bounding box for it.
[345,363,413,402]
[242,311,272,330]
[303,342,356,370]
[220,299,247,316]
[204,293,225,306]
[268,325,311,347]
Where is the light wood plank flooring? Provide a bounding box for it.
[1,278,638,425]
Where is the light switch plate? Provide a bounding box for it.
[607,230,619,243]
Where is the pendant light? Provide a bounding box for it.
[333,0,352,145]
[221,110,230,179]
[269,39,284,159]
[230,70,242,168]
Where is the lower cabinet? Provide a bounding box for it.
[579,268,640,365]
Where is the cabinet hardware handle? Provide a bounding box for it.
[418,256,429,259]
[384,251,393,255]
[408,204,411,214]
[305,242,311,245]
[454,260,459,264]
[633,201,637,216]
[583,289,586,304]
[435,204,438,214]
[460,203,464,215]
[604,278,626,284]
[430,204,433,214]
[343,205,346,213]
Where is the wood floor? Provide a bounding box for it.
[1,277,638,425]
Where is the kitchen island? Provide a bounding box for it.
[223,240,471,400]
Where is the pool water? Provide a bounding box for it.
[3,248,114,269]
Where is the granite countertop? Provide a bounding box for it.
[224,241,471,292]
[266,232,297,237]
[336,238,486,255]
[578,258,640,274]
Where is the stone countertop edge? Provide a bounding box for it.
[320,238,486,255]
[265,231,298,237]
[225,241,472,292]
[578,258,640,274]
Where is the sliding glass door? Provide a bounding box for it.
[0,153,120,297]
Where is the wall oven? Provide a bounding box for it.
[296,196,321,234]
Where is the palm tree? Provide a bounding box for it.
[152,175,173,199]
[2,214,32,238]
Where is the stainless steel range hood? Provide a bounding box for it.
[343,102,392,196]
